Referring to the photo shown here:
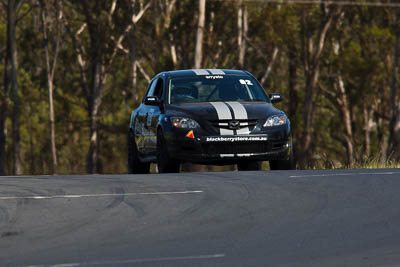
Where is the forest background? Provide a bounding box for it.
[1,0,400,175]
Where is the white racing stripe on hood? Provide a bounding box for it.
[226,102,250,135]
[210,102,234,135]
[192,69,210,75]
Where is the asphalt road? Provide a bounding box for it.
[1,169,400,267]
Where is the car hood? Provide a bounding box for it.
[167,102,283,121]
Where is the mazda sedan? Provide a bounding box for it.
[128,69,294,173]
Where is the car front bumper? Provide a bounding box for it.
[165,128,291,164]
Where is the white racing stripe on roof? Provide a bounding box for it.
[210,102,234,135]
[192,69,210,75]
[208,69,225,75]
[226,102,250,135]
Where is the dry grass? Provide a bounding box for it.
[310,154,400,170]
[352,157,400,169]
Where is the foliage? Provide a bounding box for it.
[1,0,400,174]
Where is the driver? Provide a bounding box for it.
[171,85,198,103]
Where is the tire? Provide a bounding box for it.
[128,131,150,174]
[157,129,180,173]
[269,146,295,170]
[237,161,261,171]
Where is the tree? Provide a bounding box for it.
[1,0,400,174]
[389,10,400,161]
[298,2,341,168]
[194,0,205,68]
[39,0,62,174]
[65,1,131,173]
[127,0,151,103]
[1,0,24,175]
[237,0,248,68]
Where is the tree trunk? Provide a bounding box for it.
[337,76,354,166]
[237,0,247,68]
[380,120,389,163]
[260,47,279,85]
[288,45,299,164]
[169,33,178,68]
[194,0,206,68]
[86,61,103,174]
[378,87,390,163]
[288,46,298,126]
[83,2,105,174]
[0,92,7,175]
[389,11,400,161]
[163,0,178,68]
[40,0,61,174]
[47,67,58,174]
[2,0,22,175]
[363,102,372,158]
[129,24,137,101]
[11,66,21,175]
[129,0,137,102]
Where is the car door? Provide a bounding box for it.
[147,78,165,154]
[136,79,157,153]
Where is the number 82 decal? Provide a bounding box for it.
[239,79,253,86]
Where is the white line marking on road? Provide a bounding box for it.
[26,253,225,267]
[0,190,203,200]
[290,172,400,178]
[0,175,47,178]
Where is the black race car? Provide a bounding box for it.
[128,69,294,173]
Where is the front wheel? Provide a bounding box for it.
[269,147,295,170]
[157,129,180,173]
[237,161,261,171]
[128,131,150,174]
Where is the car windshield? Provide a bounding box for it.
[168,75,269,104]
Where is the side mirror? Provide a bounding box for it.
[269,93,283,104]
[144,96,162,106]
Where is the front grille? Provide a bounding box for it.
[209,119,258,130]
[202,142,269,155]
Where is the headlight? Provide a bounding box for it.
[171,117,200,129]
[263,115,287,127]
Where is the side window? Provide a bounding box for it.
[153,79,164,99]
[145,79,157,98]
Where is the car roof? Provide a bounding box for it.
[158,69,249,78]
